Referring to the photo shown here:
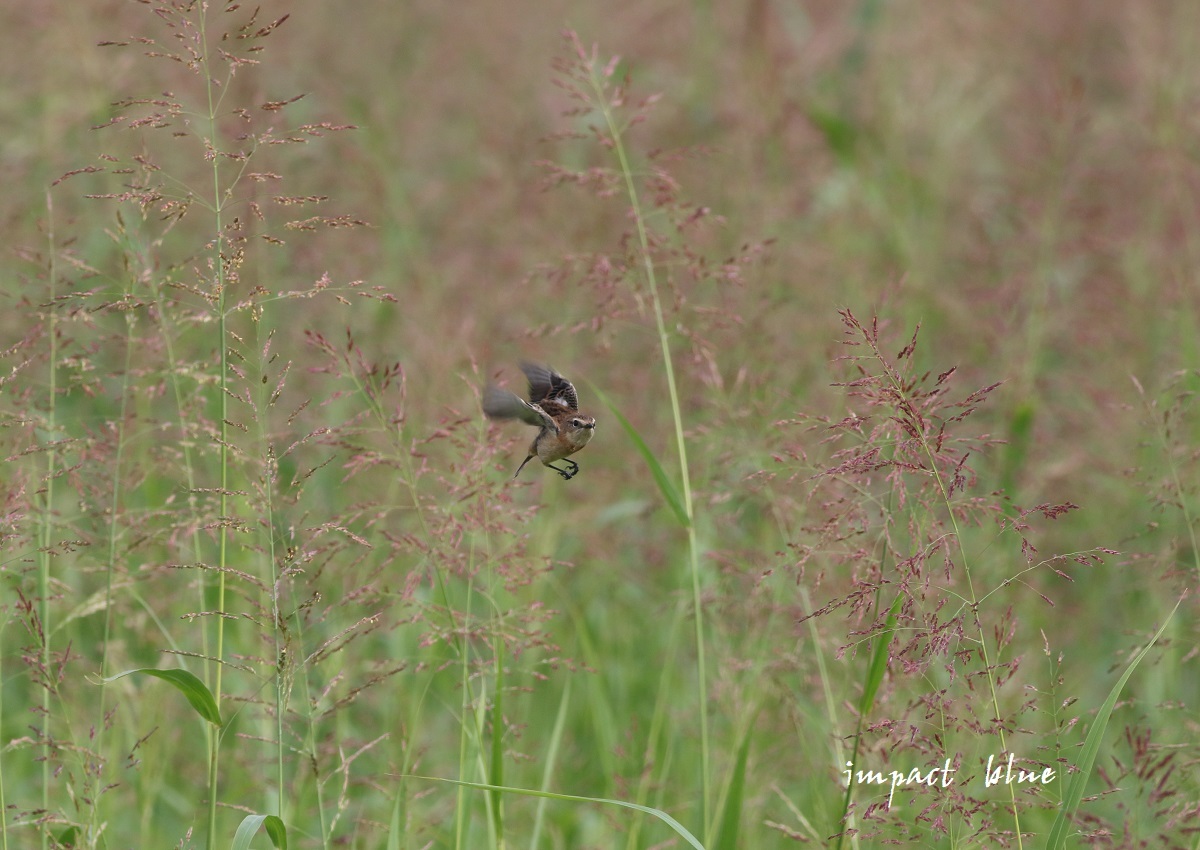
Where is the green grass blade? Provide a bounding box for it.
[409,776,707,850]
[104,667,223,726]
[591,384,690,528]
[836,593,901,849]
[488,642,505,835]
[860,594,902,715]
[231,814,287,850]
[387,789,404,850]
[712,719,753,850]
[530,678,571,850]
[1047,600,1181,849]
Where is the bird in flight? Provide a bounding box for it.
[483,362,597,480]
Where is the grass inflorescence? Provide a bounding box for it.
[1,3,1197,849]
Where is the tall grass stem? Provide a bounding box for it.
[584,49,712,837]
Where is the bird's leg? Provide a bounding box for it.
[547,460,579,480]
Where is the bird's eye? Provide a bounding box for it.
[571,419,582,427]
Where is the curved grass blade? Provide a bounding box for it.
[104,667,222,726]
[231,813,287,850]
[837,593,902,849]
[409,775,707,850]
[861,594,902,715]
[530,678,572,850]
[591,384,689,528]
[713,718,754,850]
[1047,600,1180,849]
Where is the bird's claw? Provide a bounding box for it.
[553,460,580,480]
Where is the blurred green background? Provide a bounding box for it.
[3,1,1198,847]
[8,0,1199,492]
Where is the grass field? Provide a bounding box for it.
[3,2,1198,848]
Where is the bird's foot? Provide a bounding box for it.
[551,460,580,480]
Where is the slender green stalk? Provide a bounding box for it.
[626,600,688,850]
[91,219,143,848]
[456,600,476,850]
[923,456,1022,846]
[487,635,506,849]
[583,55,712,836]
[38,190,59,850]
[826,443,899,850]
[250,333,287,819]
[196,7,230,847]
[869,345,1022,848]
[341,355,494,846]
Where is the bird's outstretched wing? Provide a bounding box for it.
[482,384,554,430]
[521,362,579,412]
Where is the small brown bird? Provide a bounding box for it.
[483,362,597,480]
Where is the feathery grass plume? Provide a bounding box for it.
[5,4,410,848]
[774,310,1123,846]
